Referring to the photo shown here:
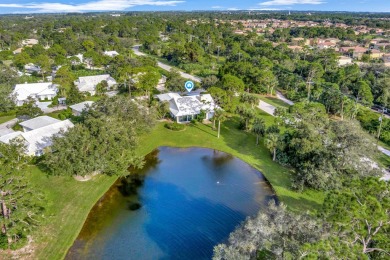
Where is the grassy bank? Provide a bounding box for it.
[27,117,324,259]
[0,114,15,124]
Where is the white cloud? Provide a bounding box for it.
[211,6,224,9]
[0,0,185,13]
[259,0,325,6]
[227,7,240,10]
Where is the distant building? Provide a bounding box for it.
[12,82,58,106]
[155,93,219,123]
[338,56,353,66]
[383,54,390,67]
[69,101,94,116]
[74,74,117,95]
[24,63,41,74]
[369,49,384,59]
[339,46,367,60]
[0,119,74,156]
[103,51,119,57]
[21,39,38,47]
[13,48,23,54]
[67,54,84,65]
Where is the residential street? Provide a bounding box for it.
[132,45,202,83]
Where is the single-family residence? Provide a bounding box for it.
[368,49,385,59]
[13,48,23,55]
[24,63,41,74]
[373,42,390,51]
[156,93,218,123]
[12,82,58,106]
[74,74,117,95]
[0,118,73,156]
[339,46,368,60]
[338,56,353,66]
[383,54,390,67]
[69,101,94,116]
[103,51,119,57]
[67,53,84,65]
[21,39,39,47]
[19,116,60,132]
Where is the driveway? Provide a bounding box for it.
[258,100,276,116]
[276,91,294,105]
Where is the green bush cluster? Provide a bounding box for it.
[164,122,185,131]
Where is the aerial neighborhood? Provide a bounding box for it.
[0,8,389,260]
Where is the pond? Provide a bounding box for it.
[66,147,276,260]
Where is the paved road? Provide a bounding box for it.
[276,91,294,105]
[378,146,390,157]
[0,118,17,129]
[258,100,276,116]
[132,45,202,83]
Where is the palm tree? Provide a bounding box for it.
[252,117,265,145]
[265,133,279,161]
[214,109,226,139]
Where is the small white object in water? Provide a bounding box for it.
[217,181,220,184]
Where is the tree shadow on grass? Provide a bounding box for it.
[277,194,323,213]
[189,123,217,137]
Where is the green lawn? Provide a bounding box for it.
[0,114,16,124]
[27,117,324,259]
[45,110,68,120]
[258,95,291,109]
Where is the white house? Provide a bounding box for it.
[19,116,60,132]
[0,119,74,156]
[156,93,218,123]
[74,74,117,95]
[13,82,58,106]
[69,101,94,116]
[24,63,41,74]
[104,51,119,57]
[67,53,84,65]
[21,39,39,47]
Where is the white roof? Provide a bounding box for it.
[74,74,117,93]
[0,131,23,143]
[104,51,119,57]
[13,82,57,101]
[167,93,218,117]
[22,39,38,45]
[69,101,94,113]
[19,116,60,131]
[21,120,74,155]
[156,93,181,102]
[0,128,14,137]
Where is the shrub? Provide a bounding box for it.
[164,122,185,131]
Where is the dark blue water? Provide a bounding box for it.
[66,147,275,260]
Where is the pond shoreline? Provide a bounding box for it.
[66,146,276,259]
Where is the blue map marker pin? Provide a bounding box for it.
[185,81,194,92]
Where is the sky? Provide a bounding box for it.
[0,0,389,14]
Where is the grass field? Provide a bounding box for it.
[0,114,16,124]
[26,117,324,260]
